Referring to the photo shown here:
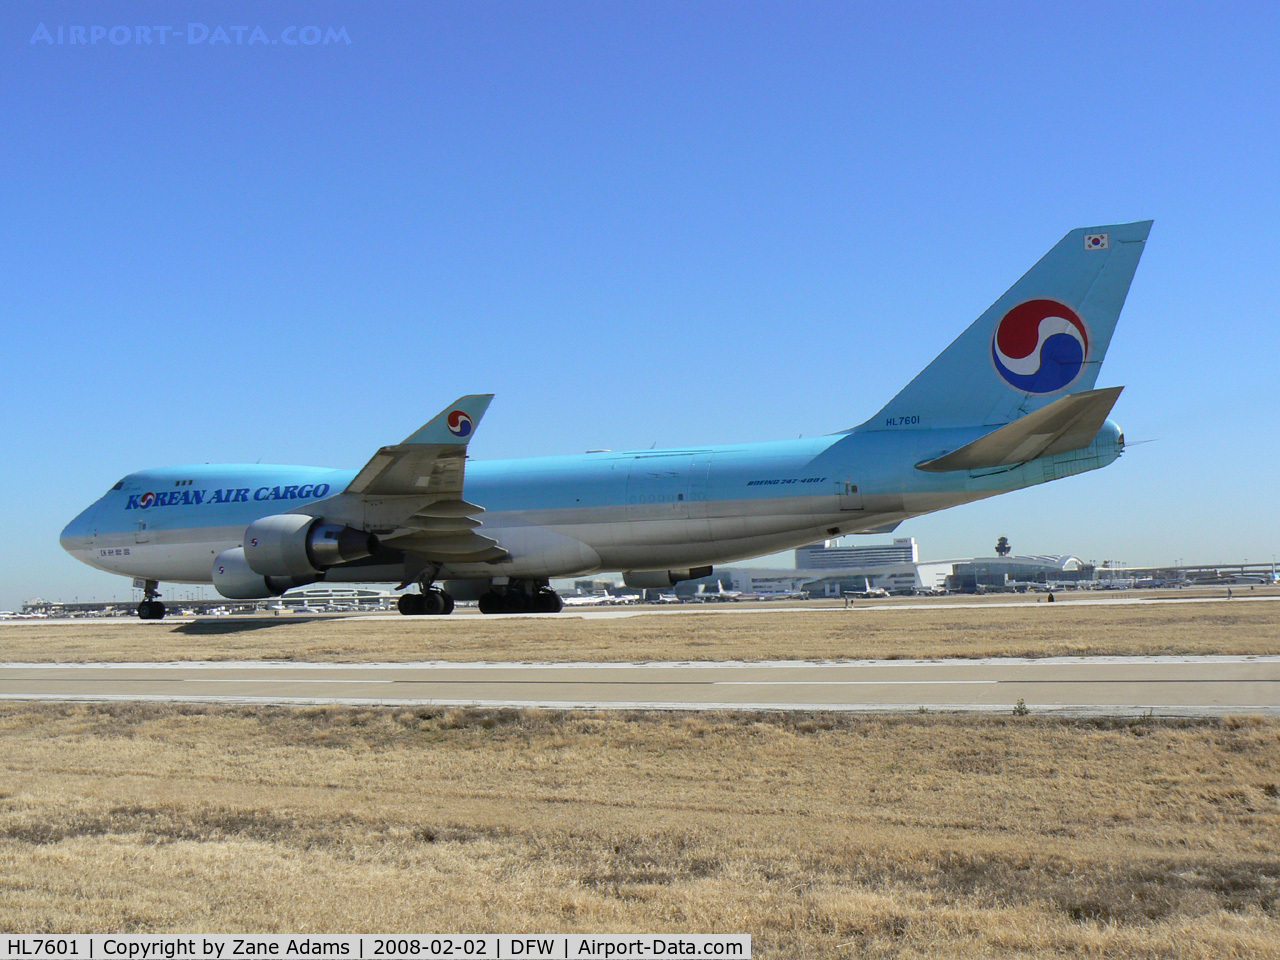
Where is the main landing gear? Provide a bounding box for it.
[396,579,564,616]
[398,586,455,617]
[478,583,563,615]
[137,580,166,620]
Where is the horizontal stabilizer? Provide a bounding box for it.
[915,386,1122,473]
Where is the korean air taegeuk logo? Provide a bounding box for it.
[446,410,473,438]
[991,299,1089,395]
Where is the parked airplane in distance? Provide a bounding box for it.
[560,593,615,607]
[691,582,743,602]
[844,577,890,599]
[742,588,811,602]
[62,222,1151,619]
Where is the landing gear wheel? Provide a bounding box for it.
[534,589,563,613]
[440,592,455,615]
[423,590,446,616]
[137,600,166,620]
[478,592,502,615]
[137,580,165,620]
[398,593,426,616]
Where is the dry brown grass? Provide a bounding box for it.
[3,597,1280,664]
[2,704,1278,956]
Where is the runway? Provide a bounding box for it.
[6,590,1277,627]
[1,655,1276,716]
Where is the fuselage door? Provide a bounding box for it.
[135,520,152,543]
[626,453,694,522]
[838,480,865,511]
[686,453,712,541]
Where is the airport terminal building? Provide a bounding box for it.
[738,536,1096,595]
[795,537,919,570]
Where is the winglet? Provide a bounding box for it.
[402,395,494,446]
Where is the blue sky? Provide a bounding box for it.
[2,1,1278,608]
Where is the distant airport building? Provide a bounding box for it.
[732,542,1098,597]
[795,537,919,570]
[276,585,396,609]
[725,560,953,596]
[946,555,1093,592]
[573,579,617,596]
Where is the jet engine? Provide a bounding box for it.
[243,514,378,579]
[212,547,316,600]
[623,566,713,589]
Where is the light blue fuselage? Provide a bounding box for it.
[61,422,1124,588]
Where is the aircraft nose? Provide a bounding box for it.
[60,502,98,553]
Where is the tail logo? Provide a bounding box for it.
[992,299,1089,394]
[446,410,473,438]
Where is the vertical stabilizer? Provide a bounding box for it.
[855,221,1151,432]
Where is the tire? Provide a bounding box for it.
[503,591,529,613]
[398,593,426,616]
[440,592,455,615]
[535,589,562,613]
[423,590,446,616]
[478,592,501,615]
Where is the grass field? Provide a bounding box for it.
[3,595,1280,664]
[3,596,1278,954]
[1,704,1278,956]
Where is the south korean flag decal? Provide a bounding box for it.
[1084,233,1109,250]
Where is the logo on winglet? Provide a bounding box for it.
[446,410,473,438]
[992,299,1089,395]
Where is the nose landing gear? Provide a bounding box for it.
[136,580,166,620]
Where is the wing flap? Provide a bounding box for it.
[414,499,486,518]
[387,530,508,562]
[401,515,483,533]
[916,386,1123,473]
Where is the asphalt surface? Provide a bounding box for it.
[1,655,1276,716]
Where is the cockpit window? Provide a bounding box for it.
[111,480,124,491]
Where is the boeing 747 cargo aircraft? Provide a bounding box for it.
[61,221,1151,618]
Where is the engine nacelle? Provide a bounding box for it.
[623,566,713,589]
[212,547,316,600]
[243,514,378,579]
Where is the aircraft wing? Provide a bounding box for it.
[345,394,493,497]
[302,395,509,566]
[915,386,1122,473]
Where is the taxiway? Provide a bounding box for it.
[1,655,1276,716]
